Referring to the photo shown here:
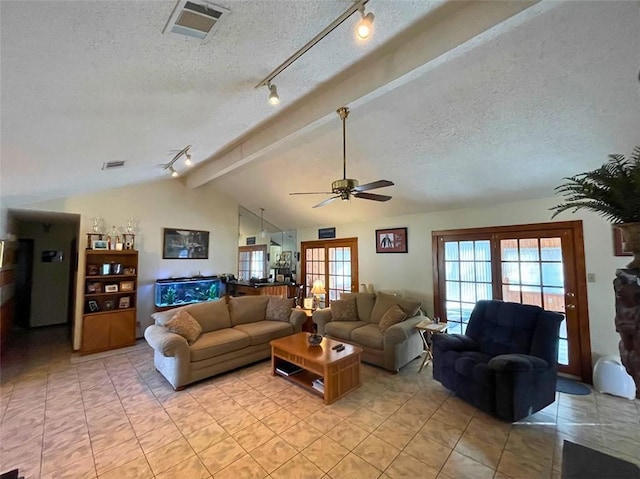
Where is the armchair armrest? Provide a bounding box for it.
[431,333,479,353]
[312,307,332,335]
[384,315,424,345]
[289,309,306,332]
[144,325,189,357]
[488,353,549,372]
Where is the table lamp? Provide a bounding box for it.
[310,279,326,310]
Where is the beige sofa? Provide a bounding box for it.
[313,292,424,372]
[144,295,306,389]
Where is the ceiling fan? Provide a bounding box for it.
[289,107,394,208]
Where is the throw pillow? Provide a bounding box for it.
[379,304,407,332]
[165,309,202,344]
[340,292,375,322]
[370,292,421,324]
[331,297,358,321]
[266,296,294,322]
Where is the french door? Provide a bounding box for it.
[433,221,591,382]
[238,245,267,281]
[301,238,358,307]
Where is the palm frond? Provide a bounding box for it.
[550,146,640,223]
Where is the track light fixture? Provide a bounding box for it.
[255,0,373,105]
[162,144,192,177]
[267,82,280,106]
[356,5,374,40]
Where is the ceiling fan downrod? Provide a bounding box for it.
[337,106,350,180]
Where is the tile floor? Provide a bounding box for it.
[1,326,639,479]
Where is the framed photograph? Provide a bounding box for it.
[92,239,108,250]
[88,300,99,312]
[303,297,315,310]
[613,225,633,257]
[123,267,136,275]
[120,280,134,291]
[376,227,408,253]
[86,282,103,294]
[104,300,115,310]
[105,284,118,293]
[119,296,131,309]
[276,274,285,282]
[163,228,209,259]
[87,264,99,276]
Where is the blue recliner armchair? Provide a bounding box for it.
[432,300,564,422]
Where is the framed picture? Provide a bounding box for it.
[88,300,99,312]
[104,300,115,310]
[119,296,131,309]
[92,239,108,250]
[123,267,136,275]
[276,274,285,282]
[87,264,99,276]
[376,227,408,253]
[105,284,118,293]
[163,228,209,259]
[86,282,103,294]
[120,281,134,291]
[303,297,315,310]
[613,225,633,257]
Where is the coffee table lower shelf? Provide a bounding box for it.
[274,369,324,399]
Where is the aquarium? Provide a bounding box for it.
[155,276,221,308]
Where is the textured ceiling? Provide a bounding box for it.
[2,1,639,231]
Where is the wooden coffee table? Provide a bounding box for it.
[270,332,362,404]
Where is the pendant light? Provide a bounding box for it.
[259,208,266,238]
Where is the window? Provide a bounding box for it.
[238,245,266,281]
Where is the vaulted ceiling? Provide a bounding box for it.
[2,1,639,231]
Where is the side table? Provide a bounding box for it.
[415,319,448,372]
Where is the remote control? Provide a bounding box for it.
[336,345,345,352]
[331,344,343,350]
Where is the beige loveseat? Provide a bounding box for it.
[144,295,306,389]
[313,292,424,372]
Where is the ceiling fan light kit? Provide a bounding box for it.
[290,106,394,208]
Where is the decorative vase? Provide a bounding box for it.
[617,222,640,269]
[308,334,322,346]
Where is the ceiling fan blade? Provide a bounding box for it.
[354,192,392,202]
[313,196,341,208]
[289,192,333,195]
[353,180,394,192]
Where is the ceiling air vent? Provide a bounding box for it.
[163,0,229,41]
[101,161,125,170]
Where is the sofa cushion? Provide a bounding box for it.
[340,292,375,322]
[325,321,368,341]
[229,296,270,326]
[165,309,202,344]
[370,292,421,325]
[331,298,358,321]
[265,296,294,322]
[190,328,251,362]
[379,304,407,332]
[234,321,293,346]
[151,299,231,333]
[351,323,384,350]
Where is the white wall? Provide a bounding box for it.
[298,196,628,364]
[18,221,76,327]
[22,179,239,349]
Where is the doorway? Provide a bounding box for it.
[433,221,592,382]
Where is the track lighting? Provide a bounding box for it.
[170,167,179,178]
[356,5,374,40]
[184,153,193,166]
[256,1,374,105]
[162,144,192,177]
[267,83,280,106]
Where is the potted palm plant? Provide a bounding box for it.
[550,146,640,269]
